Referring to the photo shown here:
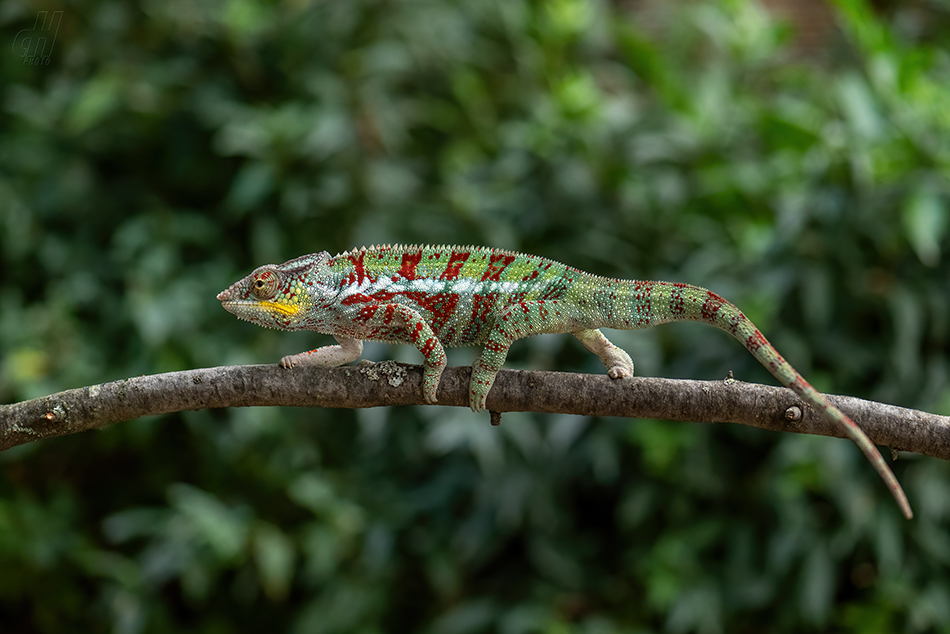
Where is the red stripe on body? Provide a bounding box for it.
[397,251,423,280]
[441,251,471,280]
[482,254,516,282]
[341,293,374,305]
[357,305,379,322]
[466,294,496,336]
[342,290,397,305]
[406,291,460,333]
[348,251,370,285]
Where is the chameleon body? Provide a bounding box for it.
[218,244,911,519]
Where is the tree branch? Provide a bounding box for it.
[2,362,948,459]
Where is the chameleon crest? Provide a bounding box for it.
[219,244,912,519]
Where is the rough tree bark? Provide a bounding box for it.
[2,363,948,459]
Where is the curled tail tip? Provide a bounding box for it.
[895,487,913,520]
[869,447,913,520]
[878,453,912,519]
[836,412,913,519]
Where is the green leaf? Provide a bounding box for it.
[253,521,295,601]
[903,185,946,267]
[167,484,250,562]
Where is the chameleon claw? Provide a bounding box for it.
[607,365,633,379]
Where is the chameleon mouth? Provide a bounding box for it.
[218,298,299,318]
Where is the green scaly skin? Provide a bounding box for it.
[217,244,912,519]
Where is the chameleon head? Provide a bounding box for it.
[217,251,334,331]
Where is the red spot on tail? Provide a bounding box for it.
[701,291,725,321]
[745,329,768,353]
[669,284,687,315]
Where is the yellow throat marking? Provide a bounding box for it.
[259,300,299,316]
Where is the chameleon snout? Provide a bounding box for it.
[216,287,236,302]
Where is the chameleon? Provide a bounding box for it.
[217,244,912,519]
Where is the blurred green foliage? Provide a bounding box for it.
[2,0,950,632]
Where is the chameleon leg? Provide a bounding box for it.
[280,335,363,368]
[572,328,634,379]
[283,304,447,403]
[384,304,448,404]
[470,300,565,412]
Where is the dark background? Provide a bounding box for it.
[3,1,950,632]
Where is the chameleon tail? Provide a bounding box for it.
[649,282,912,520]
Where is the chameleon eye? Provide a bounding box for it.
[250,270,279,300]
